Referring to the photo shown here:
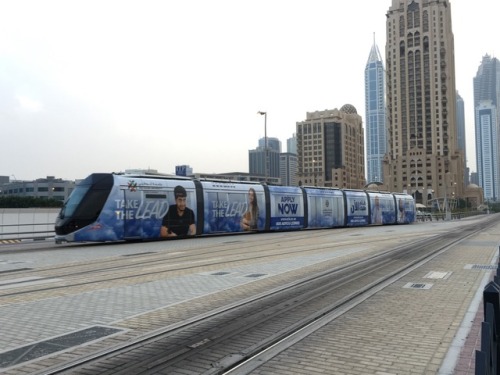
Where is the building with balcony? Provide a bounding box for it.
[296,105,365,189]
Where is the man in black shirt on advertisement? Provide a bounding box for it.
[160,185,196,237]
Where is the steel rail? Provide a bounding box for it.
[32,222,488,375]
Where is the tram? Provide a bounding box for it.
[54,173,416,243]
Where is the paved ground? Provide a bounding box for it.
[250,232,498,374]
[0,215,498,374]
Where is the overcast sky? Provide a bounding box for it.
[1,0,498,181]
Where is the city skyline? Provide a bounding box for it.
[1,0,498,181]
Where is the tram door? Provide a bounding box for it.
[122,189,169,240]
[122,188,143,240]
[204,190,246,233]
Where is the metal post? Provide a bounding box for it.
[313,159,317,186]
[265,113,268,182]
[496,246,500,286]
[258,111,268,182]
[444,177,451,221]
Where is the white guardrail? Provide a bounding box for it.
[0,208,60,241]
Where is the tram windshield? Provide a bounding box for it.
[58,184,91,219]
[58,174,114,221]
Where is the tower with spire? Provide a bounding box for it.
[364,34,386,184]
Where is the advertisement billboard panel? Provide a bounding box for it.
[201,182,265,233]
[367,192,396,225]
[344,190,369,226]
[304,188,345,228]
[268,186,304,230]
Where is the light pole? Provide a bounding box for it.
[257,111,268,182]
[444,177,455,221]
[313,159,317,186]
[444,181,450,221]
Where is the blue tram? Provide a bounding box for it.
[54,173,416,243]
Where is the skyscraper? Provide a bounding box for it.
[474,55,500,108]
[281,134,298,186]
[473,55,500,201]
[249,137,281,179]
[364,35,386,184]
[383,0,464,207]
[258,137,282,153]
[296,105,365,188]
[287,134,297,155]
[455,91,469,186]
[280,153,298,186]
[475,101,498,201]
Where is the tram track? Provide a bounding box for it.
[32,220,490,375]
[0,226,433,299]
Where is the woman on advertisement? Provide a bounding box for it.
[241,187,259,231]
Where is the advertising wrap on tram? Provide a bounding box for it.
[201,181,265,233]
[54,172,416,244]
[344,190,369,227]
[394,193,416,224]
[366,191,397,225]
[303,187,345,228]
[268,186,304,231]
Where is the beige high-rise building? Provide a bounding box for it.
[296,105,365,189]
[383,0,464,207]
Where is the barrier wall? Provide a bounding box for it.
[0,208,60,241]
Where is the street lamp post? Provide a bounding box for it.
[257,111,268,182]
[444,182,450,221]
[444,177,455,221]
[442,158,453,220]
[313,159,317,186]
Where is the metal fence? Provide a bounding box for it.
[0,208,60,241]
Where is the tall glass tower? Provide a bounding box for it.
[475,101,498,201]
[473,55,500,201]
[364,36,386,184]
[456,91,468,186]
[249,137,281,179]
